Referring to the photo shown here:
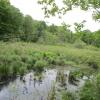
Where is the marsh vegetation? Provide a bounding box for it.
[0,0,100,99]
[0,42,100,100]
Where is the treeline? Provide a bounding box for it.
[0,0,100,47]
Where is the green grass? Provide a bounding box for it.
[0,42,100,81]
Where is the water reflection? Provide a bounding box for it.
[0,68,86,100]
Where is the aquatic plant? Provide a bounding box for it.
[47,84,56,100]
[68,71,80,85]
[34,60,48,72]
[62,91,75,100]
[56,71,66,87]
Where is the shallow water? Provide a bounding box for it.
[0,68,86,100]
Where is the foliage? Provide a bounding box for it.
[56,70,66,86]
[0,0,100,47]
[0,42,99,81]
[62,91,75,100]
[0,0,100,99]
[74,39,86,49]
[34,60,48,72]
[38,0,100,20]
[0,0,23,41]
[79,72,100,100]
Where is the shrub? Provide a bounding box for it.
[80,80,96,100]
[21,55,35,70]
[62,92,75,100]
[80,73,100,100]
[33,52,44,60]
[19,66,27,76]
[54,58,66,66]
[74,39,86,49]
[46,56,55,64]
[34,60,48,72]
[88,61,98,70]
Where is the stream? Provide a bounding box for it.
[0,67,88,100]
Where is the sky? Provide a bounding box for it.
[10,0,100,32]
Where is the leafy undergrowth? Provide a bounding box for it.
[0,42,100,81]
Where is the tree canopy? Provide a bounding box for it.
[0,0,100,47]
[38,0,100,21]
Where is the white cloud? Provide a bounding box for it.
[10,0,100,32]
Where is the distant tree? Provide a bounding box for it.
[0,0,24,41]
[74,20,86,40]
[80,30,93,45]
[93,30,100,47]
[48,24,57,34]
[33,21,47,42]
[22,15,34,41]
[57,24,74,43]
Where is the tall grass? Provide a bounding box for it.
[0,42,100,81]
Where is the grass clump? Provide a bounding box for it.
[0,63,11,81]
[47,85,56,100]
[19,66,27,76]
[62,91,75,100]
[34,60,48,72]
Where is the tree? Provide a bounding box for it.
[74,20,86,33]
[47,24,57,34]
[38,0,100,20]
[0,0,11,39]
[80,30,93,45]
[22,15,34,41]
[93,30,100,47]
[0,0,24,41]
[74,20,86,40]
[93,10,100,22]
[33,21,47,42]
[57,24,74,43]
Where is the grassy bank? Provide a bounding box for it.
[0,42,100,81]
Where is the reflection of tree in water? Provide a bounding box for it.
[29,74,33,85]
[0,82,9,91]
[33,72,44,87]
[23,85,28,94]
[68,71,80,86]
[33,77,36,87]
[56,70,67,87]
[23,80,28,94]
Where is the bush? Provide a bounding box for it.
[54,58,66,66]
[62,92,75,100]
[74,39,86,49]
[88,61,98,70]
[21,55,35,70]
[80,80,96,100]
[34,60,48,72]
[43,52,56,64]
[80,73,100,100]
[19,66,27,76]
